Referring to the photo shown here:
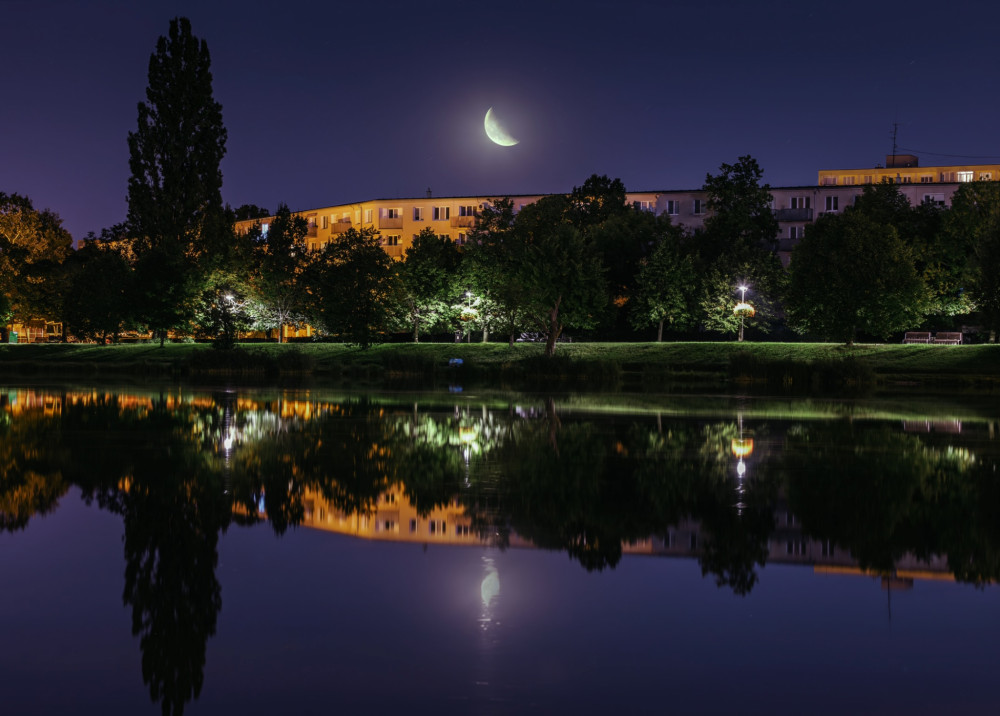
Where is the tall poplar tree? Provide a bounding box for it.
[127,16,226,255]
[126,18,227,344]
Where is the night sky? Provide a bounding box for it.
[3,0,1000,241]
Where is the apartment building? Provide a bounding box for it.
[818,154,1000,187]
[235,158,999,268]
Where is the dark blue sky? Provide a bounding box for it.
[3,0,999,240]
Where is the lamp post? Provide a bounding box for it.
[465,291,472,342]
[737,284,747,342]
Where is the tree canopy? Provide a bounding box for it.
[786,210,927,345]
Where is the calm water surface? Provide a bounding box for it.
[0,385,997,715]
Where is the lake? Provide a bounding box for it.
[1,385,997,715]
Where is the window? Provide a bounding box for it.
[459,205,477,217]
[693,199,704,214]
[364,209,373,223]
[821,176,837,186]
[920,176,935,183]
[788,226,804,239]
[635,200,655,212]
[941,171,956,182]
[981,172,993,180]
[666,200,680,215]
[842,176,855,186]
[409,519,418,533]
[383,235,401,246]
[433,206,450,220]
[923,193,946,207]
[958,171,974,182]
[825,196,839,212]
[455,524,471,537]
[412,207,424,221]
[863,175,873,184]
[383,207,401,219]
[790,196,810,209]
[321,215,329,229]
[260,223,269,237]
[456,233,467,245]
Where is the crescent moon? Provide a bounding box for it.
[484,107,519,147]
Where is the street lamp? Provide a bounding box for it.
[465,291,473,342]
[733,284,754,342]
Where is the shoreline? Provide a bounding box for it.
[1,341,998,393]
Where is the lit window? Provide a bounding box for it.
[635,200,655,212]
[980,172,993,180]
[260,223,269,237]
[957,171,974,182]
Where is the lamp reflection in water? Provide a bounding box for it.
[731,414,753,515]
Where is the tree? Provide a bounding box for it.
[248,204,310,342]
[944,181,1000,339]
[126,17,226,343]
[698,252,785,339]
[855,181,973,320]
[307,226,396,348]
[700,155,779,262]
[0,193,73,338]
[463,198,530,345]
[513,195,607,357]
[396,227,462,342]
[629,225,696,341]
[63,238,134,342]
[786,211,927,345]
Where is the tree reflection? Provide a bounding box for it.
[783,422,1000,585]
[63,395,229,716]
[0,401,67,531]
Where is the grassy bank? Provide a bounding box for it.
[0,341,997,391]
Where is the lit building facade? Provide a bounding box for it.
[236,158,1000,269]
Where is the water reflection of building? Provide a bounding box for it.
[298,485,492,546]
[288,485,957,584]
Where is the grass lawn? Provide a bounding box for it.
[0,340,996,385]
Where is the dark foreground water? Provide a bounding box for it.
[0,385,997,715]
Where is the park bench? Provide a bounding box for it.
[903,332,932,344]
[933,332,963,345]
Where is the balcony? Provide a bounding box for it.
[331,220,352,233]
[306,225,318,238]
[383,245,404,258]
[450,215,477,228]
[379,217,404,230]
[774,208,813,222]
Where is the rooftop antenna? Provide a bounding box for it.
[890,121,900,167]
